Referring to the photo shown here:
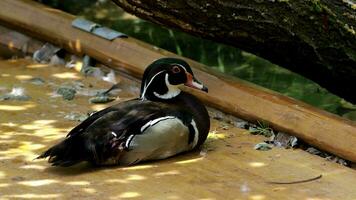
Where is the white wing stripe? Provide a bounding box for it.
[190,119,199,148]
[140,116,177,133]
[125,134,135,149]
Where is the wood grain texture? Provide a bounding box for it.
[0,59,355,199]
[0,0,355,163]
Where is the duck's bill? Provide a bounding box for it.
[185,73,208,93]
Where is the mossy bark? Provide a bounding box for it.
[112,0,356,103]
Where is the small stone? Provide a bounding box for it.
[56,86,76,100]
[89,95,116,104]
[254,142,272,151]
[64,112,88,122]
[233,120,249,129]
[28,77,45,85]
[306,147,322,155]
[272,132,298,148]
[0,87,31,101]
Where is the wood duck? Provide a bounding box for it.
[38,58,210,166]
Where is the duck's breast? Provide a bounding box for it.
[119,117,191,165]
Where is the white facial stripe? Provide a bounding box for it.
[173,63,203,90]
[173,63,187,73]
[140,116,177,133]
[153,73,181,99]
[140,70,165,100]
[190,119,199,148]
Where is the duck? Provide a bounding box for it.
[37,57,210,166]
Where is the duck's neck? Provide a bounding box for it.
[140,73,182,101]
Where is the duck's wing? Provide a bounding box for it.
[37,100,193,166]
[65,99,139,138]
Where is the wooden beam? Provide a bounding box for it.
[0,25,43,57]
[0,0,355,162]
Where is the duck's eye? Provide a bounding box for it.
[172,66,181,73]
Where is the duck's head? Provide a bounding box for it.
[140,58,208,100]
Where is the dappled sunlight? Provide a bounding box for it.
[52,72,81,79]
[18,141,45,151]
[73,61,83,72]
[91,104,111,111]
[207,130,227,140]
[66,181,90,186]
[154,170,180,177]
[19,164,46,170]
[249,194,266,200]
[75,39,82,52]
[26,63,49,69]
[175,157,204,164]
[106,174,146,184]
[83,188,97,194]
[0,183,10,188]
[0,104,35,111]
[126,174,146,181]
[115,192,141,199]
[15,75,34,80]
[121,12,137,20]
[0,171,5,179]
[249,162,267,168]
[120,164,157,171]
[20,120,57,130]
[1,122,18,128]
[1,73,10,77]
[105,178,129,184]
[0,143,42,161]
[18,179,58,187]
[67,39,82,53]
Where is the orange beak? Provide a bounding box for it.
[184,73,208,93]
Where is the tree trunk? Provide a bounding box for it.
[112,0,356,103]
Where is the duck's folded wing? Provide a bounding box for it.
[38,101,190,166]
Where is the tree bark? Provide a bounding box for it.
[112,0,356,103]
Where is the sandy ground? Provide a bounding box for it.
[1,59,356,200]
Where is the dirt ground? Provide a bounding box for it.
[1,59,356,200]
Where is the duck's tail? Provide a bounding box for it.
[36,136,90,167]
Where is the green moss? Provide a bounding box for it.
[311,0,323,13]
[57,86,76,100]
[344,24,356,35]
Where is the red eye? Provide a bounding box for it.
[172,66,181,73]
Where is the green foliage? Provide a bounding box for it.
[249,121,274,137]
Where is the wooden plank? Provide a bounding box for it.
[0,0,355,163]
[1,59,356,199]
[0,25,43,55]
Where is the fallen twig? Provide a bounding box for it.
[266,174,322,184]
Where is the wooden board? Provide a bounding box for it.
[0,59,356,199]
[0,25,43,56]
[0,0,355,163]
